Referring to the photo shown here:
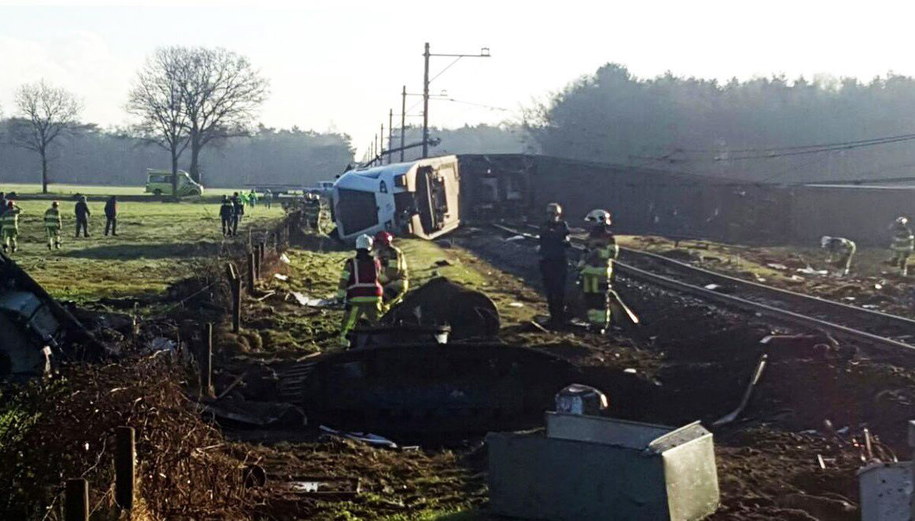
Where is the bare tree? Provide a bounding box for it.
[11,80,82,193]
[127,47,191,197]
[178,47,269,184]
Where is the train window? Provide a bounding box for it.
[394,174,406,188]
[379,180,388,193]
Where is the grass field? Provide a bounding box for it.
[1,183,243,197]
[5,199,285,301]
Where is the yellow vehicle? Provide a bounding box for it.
[145,169,204,197]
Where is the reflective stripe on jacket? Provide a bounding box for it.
[1,208,20,230]
[891,230,914,252]
[377,245,407,283]
[44,208,61,229]
[341,256,383,300]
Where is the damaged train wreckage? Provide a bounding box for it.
[0,252,106,376]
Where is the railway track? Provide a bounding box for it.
[491,223,915,353]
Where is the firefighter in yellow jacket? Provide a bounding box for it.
[578,209,617,333]
[44,201,63,250]
[1,200,22,253]
[337,234,383,347]
[889,216,914,276]
[374,231,409,311]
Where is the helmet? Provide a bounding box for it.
[896,216,908,225]
[355,234,374,251]
[820,236,832,248]
[585,209,612,225]
[546,202,562,216]
[52,201,59,208]
[374,231,393,246]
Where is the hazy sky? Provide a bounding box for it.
[0,0,912,156]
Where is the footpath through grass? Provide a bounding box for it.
[5,199,285,301]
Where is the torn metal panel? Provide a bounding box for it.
[0,253,107,376]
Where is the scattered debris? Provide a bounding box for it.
[766,263,788,271]
[147,337,177,353]
[796,266,829,276]
[274,273,289,281]
[279,253,291,264]
[290,292,336,308]
[508,302,524,308]
[319,425,397,449]
[203,398,307,428]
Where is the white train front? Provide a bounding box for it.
[331,155,462,242]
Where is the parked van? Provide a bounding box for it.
[145,169,204,197]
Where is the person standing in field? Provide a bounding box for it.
[1,200,21,253]
[263,188,272,209]
[231,192,244,235]
[104,195,119,236]
[44,201,62,250]
[75,195,91,238]
[248,189,258,208]
[219,195,235,236]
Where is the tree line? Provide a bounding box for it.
[527,64,915,184]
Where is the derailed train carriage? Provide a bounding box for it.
[333,153,915,246]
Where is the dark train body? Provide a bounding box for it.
[334,154,915,247]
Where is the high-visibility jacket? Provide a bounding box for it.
[376,245,407,284]
[1,207,21,232]
[579,249,613,293]
[339,255,383,302]
[891,226,914,252]
[44,208,62,229]
[585,225,619,261]
[304,199,321,218]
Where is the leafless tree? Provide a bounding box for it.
[177,47,269,185]
[11,81,82,193]
[127,47,191,197]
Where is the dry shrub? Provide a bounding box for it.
[0,355,253,520]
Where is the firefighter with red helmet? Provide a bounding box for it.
[337,234,383,346]
[374,230,409,310]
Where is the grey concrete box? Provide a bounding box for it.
[487,414,719,521]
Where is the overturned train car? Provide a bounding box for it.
[333,153,915,246]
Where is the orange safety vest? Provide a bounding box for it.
[345,256,383,300]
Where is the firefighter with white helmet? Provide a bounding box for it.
[539,202,571,328]
[578,208,618,333]
[820,236,856,277]
[337,234,383,346]
[888,216,914,276]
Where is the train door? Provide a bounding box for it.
[415,166,450,234]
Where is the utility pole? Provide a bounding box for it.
[374,134,379,166]
[380,123,384,164]
[400,85,407,162]
[422,42,431,158]
[388,109,393,164]
[421,42,490,159]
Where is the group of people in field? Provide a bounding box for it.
[219,189,272,236]
[0,191,119,254]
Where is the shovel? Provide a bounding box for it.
[608,289,640,324]
[713,354,767,426]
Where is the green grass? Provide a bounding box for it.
[4,199,285,301]
[2,183,241,197]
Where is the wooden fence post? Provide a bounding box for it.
[115,426,135,510]
[247,253,256,294]
[226,263,241,333]
[201,323,214,397]
[253,248,261,281]
[65,479,88,521]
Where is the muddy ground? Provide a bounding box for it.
[9,225,915,521]
[206,227,915,520]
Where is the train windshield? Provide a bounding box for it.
[336,188,378,236]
